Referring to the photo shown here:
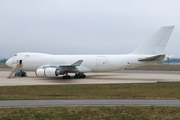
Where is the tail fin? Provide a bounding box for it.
[131,26,174,55]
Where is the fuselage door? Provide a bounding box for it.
[19,60,22,65]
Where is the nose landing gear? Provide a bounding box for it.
[14,70,27,77]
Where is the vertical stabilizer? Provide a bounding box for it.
[131,26,174,55]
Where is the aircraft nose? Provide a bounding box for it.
[6,58,13,67]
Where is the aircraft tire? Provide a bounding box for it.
[63,75,71,79]
[74,74,86,79]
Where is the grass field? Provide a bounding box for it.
[1,106,180,119]
[1,71,180,119]
[1,64,180,119]
[131,65,180,71]
[1,83,180,100]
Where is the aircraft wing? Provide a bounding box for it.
[41,60,83,68]
[59,60,83,67]
[58,60,90,73]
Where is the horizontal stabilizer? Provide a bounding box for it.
[138,54,166,61]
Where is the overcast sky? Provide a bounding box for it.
[1,0,180,58]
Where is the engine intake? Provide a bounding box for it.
[35,68,61,77]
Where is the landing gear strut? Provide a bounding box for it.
[74,73,86,79]
[62,72,71,79]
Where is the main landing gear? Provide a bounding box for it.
[74,73,86,78]
[62,72,71,79]
[62,73,86,79]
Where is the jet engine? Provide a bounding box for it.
[35,68,61,77]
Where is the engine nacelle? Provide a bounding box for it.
[35,68,61,77]
[35,69,45,77]
[45,68,60,77]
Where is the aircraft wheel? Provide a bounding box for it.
[63,75,71,79]
[74,73,80,79]
[82,74,86,78]
[67,75,71,79]
[21,71,27,77]
[74,73,86,79]
[74,74,78,78]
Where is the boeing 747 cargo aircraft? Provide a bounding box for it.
[6,26,174,79]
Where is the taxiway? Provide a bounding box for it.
[1,70,180,86]
[1,100,180,108]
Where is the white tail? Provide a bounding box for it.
[131,26,174,55]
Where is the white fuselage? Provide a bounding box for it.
[5,26,174,78]
[6,52,158,73]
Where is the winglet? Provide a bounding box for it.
[71,60,83,66]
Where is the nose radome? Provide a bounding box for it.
[6,58,12,67]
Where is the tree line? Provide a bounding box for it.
[0,58,8,63]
